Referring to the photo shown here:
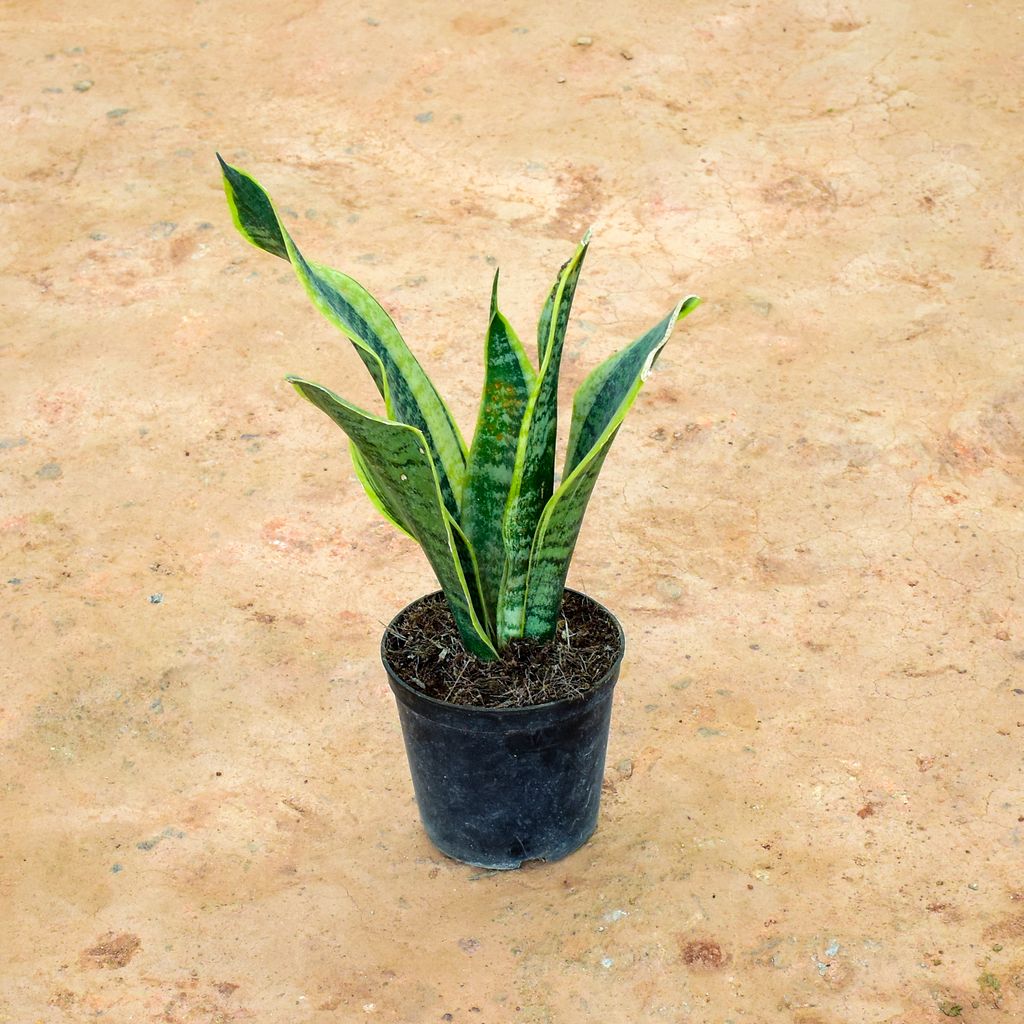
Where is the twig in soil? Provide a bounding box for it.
[383,591,619,709]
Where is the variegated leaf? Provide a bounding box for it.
[536,253,566,366]
[287,375,497,660]
[447,512,494,637]
[218,155,467,515]
[521,296,701,638]
[461,271,536,618]
[497,233,590,643]
[350,445,414,540]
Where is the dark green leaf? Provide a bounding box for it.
[287,375,497,660]
[219,157,467,515]
[461,271,536,620]
[522,296,700,639]
[497,234,589,643]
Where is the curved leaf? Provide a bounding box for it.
[219,155,467,515]
[350,444,414,540]
[564,296,701,477]
[521,296,700,639]
[287,375,497,660]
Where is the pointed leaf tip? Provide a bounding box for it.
[216,152,240,182]
[489,267,500,318]
[218,164,468,510]
[676,294,701,320]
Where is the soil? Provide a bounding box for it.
[382,590,622,708]
[78,932,142,970]
[3,1,1023,1021]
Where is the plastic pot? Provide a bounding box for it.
[381,590,625,870]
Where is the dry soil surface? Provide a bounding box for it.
[2,1,1023,1022]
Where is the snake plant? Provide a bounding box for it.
[219,156,699,660]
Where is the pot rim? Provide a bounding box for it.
[380,588,625,716]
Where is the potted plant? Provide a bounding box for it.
[218,155,700,869]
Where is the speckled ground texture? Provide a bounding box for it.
[2,0,1022,1021]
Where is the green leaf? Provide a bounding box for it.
[521,296,700,639]
[218,155,468,515]
[461,271,536,620]
[350,444,414,540]
[287,375,497,660]
[447,512,493,637]
[536,230,591,367]
[564,296,701,477]
[497,234,590,643]
[536,253,566,366]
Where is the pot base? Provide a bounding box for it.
[427,822,600,872]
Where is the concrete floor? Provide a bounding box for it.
[2,0,1022,1021]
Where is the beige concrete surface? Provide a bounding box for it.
[2,0,1022,1020]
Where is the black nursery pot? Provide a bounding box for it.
[381,590,625,870]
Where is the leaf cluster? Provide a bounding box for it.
[219,157,699,659]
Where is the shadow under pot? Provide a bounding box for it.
[381,590,625,870]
